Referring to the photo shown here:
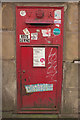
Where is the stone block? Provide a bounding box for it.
[78,64,80,87]
[0,32,2,60]
[79,3,80,31]
[61,89,78,114]
[64,32,78,61]
[2,31,16,60]
[2,60,16,111]
[0,3,2,30]
[79,89,80,98]
[2,3,15,30]
[0,60,2,112]
[2,112,58,118]
[78,98,80,116]
[61,62,78,115]
[78,32,80,59]
[15,2,66,7]
[79,20,80,32]
[63,62,78,88]
[78,65,80,99]
[65,3,78,32]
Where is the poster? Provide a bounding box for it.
[33,47,45,67]
[25,84,53,93]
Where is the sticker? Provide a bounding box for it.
[41,29,51,37]
[55,24,60,27]
[25,84,53,93]
[54,20,61,24]
[23,28,30,35]
[20,10,26,16]
[20,35,30,43]
[54,10,61,19]
[36,29,40,32]
[31,33,38,40]
[53,28,60,36]
[48,41,51,43]
[33,47,45,67]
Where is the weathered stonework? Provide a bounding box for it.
[0,3,2,30]
[2,31,16,60]
[14,2,67,7]
[63,62,78,88]
[61,62,78,117]
[0,32,2,60]
[0,60,2,113]
[65,3,78,32]
[2,60,16,111]
[63,2,78,61]
[2,3,15,30]
[62,89,78,114]
[65,32,78,61]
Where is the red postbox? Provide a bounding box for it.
[16,6,64,113]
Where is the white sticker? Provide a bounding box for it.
[54,10,61,19]
[41,29,51,37]
[36,29,40,32]
[54,20,61,24]
[20,10,26,16]
[20,35,30,43]
[55,24,60,27]
[23,28,30,35]
[33,47,45,67]
[25,84,53,93]
[31,33,38,40]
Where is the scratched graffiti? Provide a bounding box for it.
[46,48,57,79]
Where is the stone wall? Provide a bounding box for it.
[78,2,80,118]
[0,2,2,120]
[2,2,79,118]
[61,2,78,118]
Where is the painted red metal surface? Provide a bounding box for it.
[16,6,64,113]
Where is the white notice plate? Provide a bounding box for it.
[33,47,45,67]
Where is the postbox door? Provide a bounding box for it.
[20,46,58,109]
